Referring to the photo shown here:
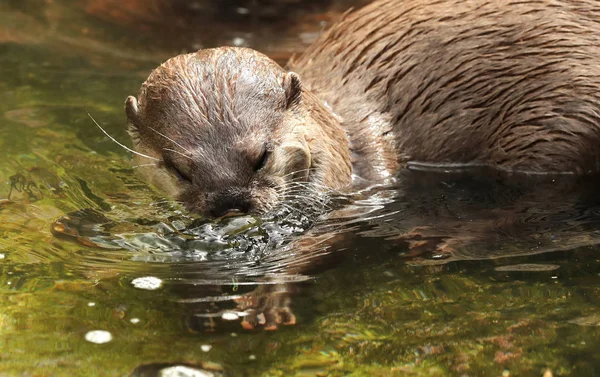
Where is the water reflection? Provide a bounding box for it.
[46,166,600,332]
[387,169,600,266]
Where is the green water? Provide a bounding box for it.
[2,1,600,376]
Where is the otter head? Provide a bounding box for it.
[125,47,351,217]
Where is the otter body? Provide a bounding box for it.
[126,0,600,216]
[289,0,600,179]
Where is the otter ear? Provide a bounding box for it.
[278,137,311,181]
[283,72,302,109]
[125,95,141,127]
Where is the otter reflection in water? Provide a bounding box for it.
[126,0,600,218]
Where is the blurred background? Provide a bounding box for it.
[1,0,369,68]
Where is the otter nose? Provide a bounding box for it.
[207,188,252,218]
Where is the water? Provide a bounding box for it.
[2,1,600,376]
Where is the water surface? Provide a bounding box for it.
[2,1,600,376]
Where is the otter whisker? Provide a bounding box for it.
[281,189,322,200]
[275,180,317,192]
[287,194,326,206]
[88,113,159,161]
[279,167,319,180]
[280,181,330,192]
[132,163,158,168]
[275,181,321,198]
[149,126,192,155]
[283,193,332,209]
[163,148,194,161]
[279,182,333,198]
[277,186,329,201]
[278,177,332,192]
[276,186,318,200]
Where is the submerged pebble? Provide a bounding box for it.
[158,365,214,377]
[132,276,163,290]
[84,330,112,344]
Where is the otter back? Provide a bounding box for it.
[289,0,600,175]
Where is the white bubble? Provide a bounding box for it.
[221,312,239,321]
[200,344,212,352]
[132,276,163,290]
[130,318,140,324]
[236,7,249,14]
[87,302,96,307]
[0,253,5,259]
[85,330,113,344]
[232,37,245,47]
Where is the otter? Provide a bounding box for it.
[125,0,600,217]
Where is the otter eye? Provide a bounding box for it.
[164,160,191,183]
[254,148,271,172]
[171,167,190,182]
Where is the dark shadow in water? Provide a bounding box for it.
[50,167,600,331]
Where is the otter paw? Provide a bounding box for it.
[234,284,296,331]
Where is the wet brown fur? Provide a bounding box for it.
[289,0,600,177]
[126,48,351,215]
[127,0,600,216]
